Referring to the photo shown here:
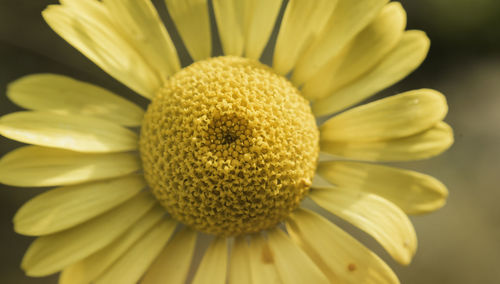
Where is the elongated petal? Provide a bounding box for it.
[267,229,329,284]
[192,237,228,284]
[7,74,144,126]
[142,228,198,284]
[273,0,337,75]
[320,89,448,142]
[310,186,417,265]
[286,209,400,284]
[321,121,454,161]
[103,0,180,78]
[303,2,406,100]
[59,206,165,284]
[312,31,431,116]
[21,191,156,276]
[95,218,177,284]
[292,0,388,84]
[229,237,252,284]
[317,161,449,214]
[248,234,282,284]
[0,111,138,153]
[213,0,245,56]
[0,146,140,187]
[244,0,282,60]
[43,4,161,98]
[165,0,211,61]
[14,175,145,236]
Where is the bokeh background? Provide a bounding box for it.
[1,0,499,283]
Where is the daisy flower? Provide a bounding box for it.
[0,0,453,283]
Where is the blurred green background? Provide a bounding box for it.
[1,0,499,283]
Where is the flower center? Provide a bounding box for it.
[140,56,319,236]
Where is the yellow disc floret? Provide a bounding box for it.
[140,56,319,236]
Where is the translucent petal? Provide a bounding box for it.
[165,0,211,61]
[273,0,337,75]
[321,121,454,161]
[320,89,448,142]
[0,111,138,153]
[192,237,228,284]
[312,31,431,116]
[286,209,400,284]
[317,161,449,214]
[229,237,252,284]
[7,74,144,126]
[14,175,145,236]
[212,0,245,56]
[310,186,417,265]
[248,234,282,284]
[0,146,140,187]
[21,192,156,276]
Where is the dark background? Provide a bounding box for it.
[1,0,499,283]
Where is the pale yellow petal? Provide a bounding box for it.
[320,89,448,142]
[14,175,145,236]
[95,218,177,284]
[0,146,140,187]
[321,121,454,161]
[165,0,211,61]
[7,74,144,127]
[267,229,329,284]
[43,4,161,98]
[21,191,156,276]
[287,209,400,284]
[103,0,180,78]
[312,31,431,116]
[292,0,388,84]
[142,228,198,284]
[213,0,245,56]
[192,237,228,284]
[317,161,449,214]
[243,0,282,60]
[60,206,165,284]
[310,186,417,265]
[302,2,406,100]
[273,0,337,75]
[248,234,282,284]
[229,237,252,284]
[0,111,138,153]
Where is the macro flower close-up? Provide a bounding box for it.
[0,0,455,283]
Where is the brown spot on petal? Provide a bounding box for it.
[261,243,274,264]
[347,263,357,272]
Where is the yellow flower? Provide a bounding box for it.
[0,0,453,283]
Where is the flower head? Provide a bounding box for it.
[0,0,453,283]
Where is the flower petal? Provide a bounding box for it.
[142,228,198,284]
[320,89,448,142]
[212,0,245,56]
[321,121,454,161]
[103,0,180,78]
[94,218,177,284]
[317,161,449,214]
[248,234,282,284]
[229,237,252,284]
[292,0,388,84]
[0,146,140,187]
[7,74,144,127]
[0,111,138,153]
[310,186,417,265]
[286,208,400,284]
[273,0,337,75]
[14,175,145,236]
[165,0,211,61]
[302,2,406,100]
[43,4,162,98]
[192,237,228,284]
[312,31,431,116]
[244,0,283,60]
[267,229,329,284]
[59,206,165,284]
[21,191,156,276]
